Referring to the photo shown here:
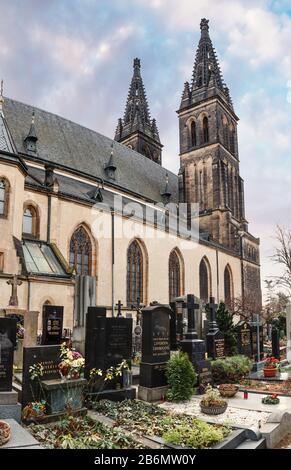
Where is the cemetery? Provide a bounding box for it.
[1,287,291,450]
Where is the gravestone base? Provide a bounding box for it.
[42,378,87,415]
[180,339,206,365]
[87,388,136,403]
[138,385,169,402]
[251,360,266,372]
[0,403,21,423]
[139,362,168,389]
[0,390,18,405]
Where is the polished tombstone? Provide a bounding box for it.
[0,317,21,422]
[180,295,212,393]
[169,302,178,350]
[206,297,225,359]
[251,315,264,362]
[236,320,252,357]
[41,305,64,345]
[85,307,135,400]
[271,319,280,360]
[22,345,61,408]
[138,305,171,402]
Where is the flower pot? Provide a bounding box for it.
[218,385,239,398]
[263,368,277,378]
[0,421,11,446]
[200,403,228,415]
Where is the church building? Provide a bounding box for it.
[0,19,261,331]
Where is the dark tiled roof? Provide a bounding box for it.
[4,98,178,203]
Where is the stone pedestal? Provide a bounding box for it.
[14,339,23,371]
[138,385,168,402]
[42,378,87,415]
[0,391,21,423]
[23,311,39,347]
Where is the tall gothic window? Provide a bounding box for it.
[190,121,197,147]
[199,257,210,303]
[69,226,92,275]
[169,250,181,301]
[127,240,143,305]
[0,178,9,217]
[22,205,39,238]
[224,265,233,307]
[223,120,229,150]
[202,117,209,143]
[229,125,235,154]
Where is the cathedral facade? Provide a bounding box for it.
[0,19,261,330]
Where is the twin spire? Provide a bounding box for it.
[180,18,232,110]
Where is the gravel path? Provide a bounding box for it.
[159,398,271,429]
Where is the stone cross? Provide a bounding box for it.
[207,296,218,332]
[7,275,22,307]
[182,294,199,339]
[116,300,123,318]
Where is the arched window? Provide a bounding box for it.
[223,119,229,149]
[190,121,197,147]
[0,178,10,218]
[69,226,92,275]
[224,265,233,307]
[127,240,143,305]
[169,250,181,301]
[22,205,39,237]
[202,117,209,143]
[199,257,211,303]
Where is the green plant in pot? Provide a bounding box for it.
[200,385,227,415]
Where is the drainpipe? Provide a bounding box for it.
[111,209,115,317]
[216,248,219,302]
[47,194,52,243]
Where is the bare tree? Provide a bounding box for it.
[271,225,291,295]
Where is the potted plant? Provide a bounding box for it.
[200,385,228,415]
[218,383,239,398]
[263,356,279,378]
[0,420,11,446]
[262,393,280,405]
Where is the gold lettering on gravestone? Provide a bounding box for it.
[241,330,250,346]
[152,338,169,357]
[215,339,225,357]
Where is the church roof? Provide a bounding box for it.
[3,98,178,204]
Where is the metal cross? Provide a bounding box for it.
[182,294,199,339]
[116,300,123,318]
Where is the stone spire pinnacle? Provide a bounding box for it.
[114,58,163,164]
[180,19,232,109]
[24,110,38,154]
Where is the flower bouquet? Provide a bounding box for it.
[22,401,46,423]
[262,393,280,405]
[263,356,279,378]
[58,343,85,380]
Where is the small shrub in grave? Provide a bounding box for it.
[163,419,230,449]
[211,355,252,385]
[200,385,227,409]
[165,351,197,402]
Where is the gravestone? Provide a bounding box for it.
[180,295,212,393]
[22,345,60,408]
[206,297,225,359]
[287,304,291,363]
[236,321,252,357]
[169,302,178,350]
[42,305,64,345]
[138,305,170,402]
[271,319,280,360]
[0,317,17,392]
[251,315,264,362]
[85,308,135,400]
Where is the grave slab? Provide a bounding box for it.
[0,419,42,449]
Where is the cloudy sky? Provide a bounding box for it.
[1,0,291,298]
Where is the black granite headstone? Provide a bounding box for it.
[22,345,61,407]
[139,305,170,389]
[251,324,264,361]
[42,305,64,345]
[0,317,17,392]
[236,321,252,357]
[169,302,178,350]
[271,320,280,360]
[206,297,225,359]
[196,360,213,394]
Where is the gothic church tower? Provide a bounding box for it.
[178,19,247,249]
[115,58,163,165]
